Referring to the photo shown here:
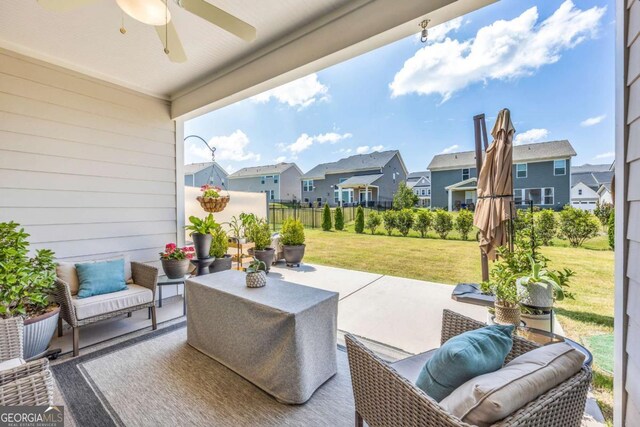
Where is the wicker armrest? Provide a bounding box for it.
[131,262,158,297]
[0,317,24,362]
[0,367,53,406]
[53,278,78,327]
[0,358,49,387]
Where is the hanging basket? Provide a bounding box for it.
[197,195,230,213]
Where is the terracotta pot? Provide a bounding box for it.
[161,258,190,279]
[283,245,305,267]
[209,255,232,273]
[494,303,521,327]
[253,248,275,272]
[23,306,60,360]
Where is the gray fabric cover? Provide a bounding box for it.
[186,270,339,404]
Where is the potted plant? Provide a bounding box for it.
[197,184,230,213]
[159,243,194,279]
[247,219,274,272]
[240,213,258,242]
[481,259,521,327]
[227,216,246,244]
[281,218,305,267]
[0,222,59,359]
[245,258,267,288]
[209,227,232,273]
[185,214,217,259]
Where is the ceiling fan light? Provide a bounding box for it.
[116,0,171,26]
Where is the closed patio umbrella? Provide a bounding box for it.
[474,109,515,261]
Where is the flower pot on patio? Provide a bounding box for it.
[283,244,305,267]
[517,279,554,309]
[494,303,521,327]
[161,258,190,279]
[253,248,275,272]
[192,233,212,260]
[246,270,267,288]
[521,311,553,332]
[209,254,232,273]
[23,306,60,360]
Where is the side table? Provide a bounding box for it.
[157,276,189,316]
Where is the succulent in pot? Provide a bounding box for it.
[516,256,574,309]
[281,218,306,267]
[209,227,232,273]
[160,243,194,279]
[185,214,217,259]
[0,221,59,359]
[247,219,274,272]
[481,259,521,327]
[245,258,267,288]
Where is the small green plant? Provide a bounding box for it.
[200,184,222,198]
[0,222,57,318]
[480,260,520,308]
[608,210,615,250]
[334,207,345,231]
[382,210,397,236]
[185,214,218,235]
[413,210,433,238]
[396,209,415,237]
[248,219,272,251]
[433,209,453,239]
[392,181,418,210]
[226,216,243,240]
[322,204,332,231]
[355,206,365,234]
[454,209,474,240]
[209,227,229,258]
[558,206,600,247]
[240,213,258,239]
[518,256,574,302]
[366,211,382,235]
[281,218,305,246]
[246,258,266,273]
[536,209,557,246]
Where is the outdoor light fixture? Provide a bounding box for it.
[116,0,170,26]
[419,19,430,43]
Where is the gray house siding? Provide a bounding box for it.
[430,168,477,208]
[185,164,228,188]
[228,166,302,200]
[279,166,302,200]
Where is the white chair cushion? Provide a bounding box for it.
[71,284,153,320]
[0,358,25,371]
[56,255,133,295]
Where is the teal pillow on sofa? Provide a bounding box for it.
[75,259,127,299]
[415,324,514,402]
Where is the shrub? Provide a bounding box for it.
[281,218,305,246]
[392,181,418,210]
[608,210,615,250]
[248,219,272,250]
[396,209,415,237]
[382,210,398,236]
[558,206,600,247]
[334,207,344,231]
[454,209,474,240]
[536,209,557,246]
[355,206,365,234]
[209,227,229,258]
[322,204,332,231]
[433,209,453,239]
[413,210,433,238]
[594,201,613,229]
[366,211,382,235]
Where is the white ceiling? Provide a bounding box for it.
[0,0,350,98]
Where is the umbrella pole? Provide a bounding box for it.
[474,114,490,282]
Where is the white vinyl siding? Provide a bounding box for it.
[0,49,176,270]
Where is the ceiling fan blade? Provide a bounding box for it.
[37,0,97,12]
[155,22,187,63]
[178,0,256,42]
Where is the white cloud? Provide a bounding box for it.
[440,144,459,154]
[514,128,549,145]
[225,164,235,174]
[390,1,605,101]
[281,132,352,155]
[356,145,385,155]
[315,132,353,144]
[275,156,287,163]
[427,17,464,43]
[580,115,606,127]
[208,130,260,162]
[251,73,329,109]
[594,151,615,159]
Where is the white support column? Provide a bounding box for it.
[338,185,343,207]
[175,119,185,247]
[448,190,453,212]
[365,185,369,206]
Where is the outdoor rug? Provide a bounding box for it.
[51,323,355,426]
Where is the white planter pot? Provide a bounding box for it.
[521,312,553,332]
[517,279,554,308]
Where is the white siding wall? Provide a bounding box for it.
[0,49,177,272]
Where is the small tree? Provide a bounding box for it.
[433,209,453,239]
[413,210,433,238]
[454,209,474,240]
[334,207,344,231]
[558,206,600,247]
[383,210,398,236]
[594,201,613,230]
[392,181,419,210]
[396,209,415,237]
[536,209,557,246]
[608,210,615,250]
[355,206,365,234]
[321,203,332,231]
[366,211,382,235]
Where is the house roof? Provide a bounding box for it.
[302,150,406,179]
[572,171,614,191]
[338,174,383,187]
[407,171,430,181]
[427,140,577,171]
[183,162,228,176]
[228,162,301,179]
[598,183,612,194]
[572,163,613,173]
[407,176,430,188]
[445,177,477,190]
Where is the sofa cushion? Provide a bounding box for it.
[391,349,437,383]
[415,325,514,402]
[0,358,25,371]
[57,255,133,295]
[76,259,127,299]
[72,284,153,320]
[439,342,585,427]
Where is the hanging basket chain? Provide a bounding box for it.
[184,135,230,213]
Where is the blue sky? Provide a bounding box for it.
[185,0,615,174]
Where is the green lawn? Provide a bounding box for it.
[303,227,614,422]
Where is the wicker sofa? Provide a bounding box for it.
[0,317,53,406]
[53,261,158,357]
[345,309,592,427]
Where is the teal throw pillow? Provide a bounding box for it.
[415,324,514,402]
[76,259,127,299]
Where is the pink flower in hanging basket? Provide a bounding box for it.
[200,184,221,198]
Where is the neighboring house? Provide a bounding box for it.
[570,182,599,212]
[427,140,577,211]
[301,150,408,206]
[570,164,614,210]
[407,171,431,207]
[184,162,228,188]
[227,162,303,201]
[597,183,613,205]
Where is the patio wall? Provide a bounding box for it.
[0,49,178,271]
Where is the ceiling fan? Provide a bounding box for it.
[36,0,256,63]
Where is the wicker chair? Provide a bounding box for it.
[345,309,592,427]
[53,261,158,357]
[0,317,53,406]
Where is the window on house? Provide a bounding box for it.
[578,189,583,195]
[421,189,426,196]
[261,176,266,184]
[269,190,275,200]
[414,189,419,195]
[516,163,527,178]
[303,180,313,192]
[427,188,431,196]
[274,175,279,183]
[554,160,566,176]
[544,188,554,205]
[517,188,554,206]
[462,168,470,181]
